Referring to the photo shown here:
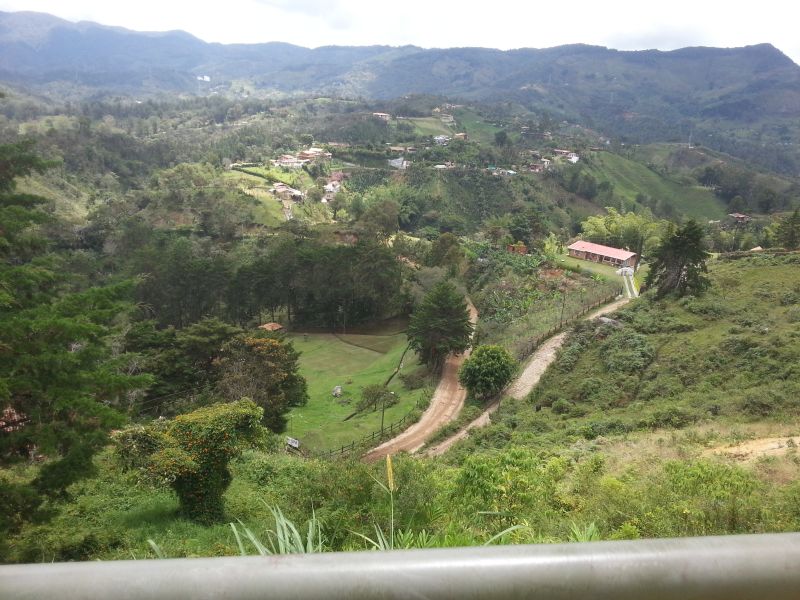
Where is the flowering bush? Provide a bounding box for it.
[114,399,265,523]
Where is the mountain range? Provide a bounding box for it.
[2,10,800,174]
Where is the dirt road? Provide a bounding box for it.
[424,297,631,457]
[705,436,800,462]
[363,300,478,461]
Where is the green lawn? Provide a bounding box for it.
[557,253,649,293]
[585,152,726,220]
[285,332,432,452]
[223,171,286,226]
[452,108,501,144]
[557,252,624,280]
[406,117,454,137]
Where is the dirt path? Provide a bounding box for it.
[705,436,800,462]
[424,297,631,457]
[363,300,478,461]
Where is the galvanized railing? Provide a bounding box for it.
[2,533,800,599]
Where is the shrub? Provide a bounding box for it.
[551,399,572,415]
[458,345,516,401]
[601,329,655,373]
[640,407,696,429]
[114,399,266,523]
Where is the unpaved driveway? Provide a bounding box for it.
[424,297,631,456]
[363,300,478,461]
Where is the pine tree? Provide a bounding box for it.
[0,141,149,500]
[776,208,800,250]
[645,220,710,298]
[407,281,473,372]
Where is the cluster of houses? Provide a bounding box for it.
[432,133,467,146]
[272,147,332,170]
[524,149,579,173]
[554,149,581,164]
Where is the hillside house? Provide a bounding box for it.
[271,182,304,202]
[454,132,468,141]
[372,112,391,121]
[389,157,411,170]
[568,240,638,268]
[433,135,451,146]
[323,180,341,200]
[728,212,752,224]
[298,147,332,161]
[272,155,307,169]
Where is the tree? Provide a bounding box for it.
[114,399,265,523]
[493,130,510,147]
[0,142,149,499]
[645,220,710,298]
[776,208,800,250]
[407,281,473,372]
[458,345,516,401]
[215,335,308,432]
[581,207,664,260]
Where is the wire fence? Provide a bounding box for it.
[313,393,431,461]
[512,288,624,362]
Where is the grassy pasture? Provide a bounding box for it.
[584,151,726,220]
[405,117,453,137]
[286,331,432,452]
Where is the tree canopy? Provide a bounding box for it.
[215,335,308,432]
[776,208,800,250]
[459,345,516,401]
[645,220,710,298]
[407,281,473,372]
[581,207,665,259]
[0,142,149,499]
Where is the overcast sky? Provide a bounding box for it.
[2,0,798,64]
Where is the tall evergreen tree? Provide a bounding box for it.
[645,220,710,298]
[776,208,800,250]
[407,281,473,372]
[0,141,148,501]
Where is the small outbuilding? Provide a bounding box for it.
[258,322,285,332]
[568,240,638,268]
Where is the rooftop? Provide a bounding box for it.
[568,240,637,261]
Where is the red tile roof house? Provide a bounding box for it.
[568,240,638,268]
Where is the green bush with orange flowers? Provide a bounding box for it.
[114,399,266,523]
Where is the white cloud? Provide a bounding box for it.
[1,0,798,63]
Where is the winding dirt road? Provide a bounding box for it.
[363,300,478,462]
[424,297,631,456]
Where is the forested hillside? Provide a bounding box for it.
[2,67,800,564]
[2,10,800,173]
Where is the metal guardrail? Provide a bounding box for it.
[2,533,800,599]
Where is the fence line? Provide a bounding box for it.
[314,288,624,460]
[514,288,623,362]
[314,394,430,460]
